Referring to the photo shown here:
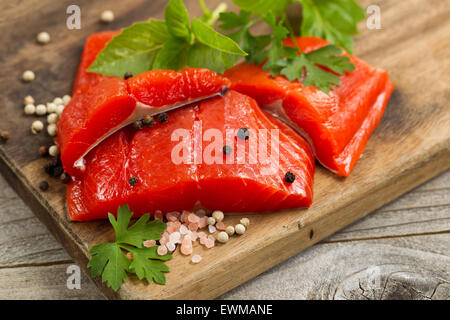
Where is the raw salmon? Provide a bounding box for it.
[58,44,230,175]
[225,37,394,176]
[66,91,315,221]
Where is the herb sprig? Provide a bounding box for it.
[88,0,365,93]
[88,205,171,291]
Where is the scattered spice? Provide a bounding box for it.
[100,10,115,23]
[24,104,36,115]
[237,127,250,140]
[133,120,143,130]
[157,112,168,124]
[225,225,235,236]
[22,70,35,82]
[39,180,49,191]
[0,130,9,141]
[129,176,139,186]
[142,114,155,127]
[39,145,48,156]
[24,95,35,105]
[36,104,47,116]
[235,223,246,235]
[47,103,58,114]
[212,210,224,222]
[222,145,232,155]
[37,32,50,44]
[52,166,63,178]
[221,86,229,96]
[31,120,44,134]
[207,217,216,226]
[240,217,250,228]
[60,172,71,184]
[217,231,229,243]
[47,124,57,137]
[123,72,133,79]
[48,145,60,157]
[284,171,296,183]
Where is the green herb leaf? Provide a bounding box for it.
[126,246,172,285]
[109,205,166,248]
[165,0,192,41]
[192,18,247,56]
[280,44,354,93]
[87,205,169,291]
[88,242,130,291]
[298,0,365,53]
[187,42,240,73]
[153,37,190,70]
[87,22,162,77]
[261,12,290,75]
[218,10,251,30]
[147,19,171,44]
[232,0,292,15]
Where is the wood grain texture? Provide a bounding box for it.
[0,0,449,299]
[0,171,447,300]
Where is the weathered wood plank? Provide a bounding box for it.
[220,233,450,300]
[0,0,449,299]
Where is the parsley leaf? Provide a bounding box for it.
[280,45,355,93]
[109,205,166,248]
[88,242,130,291]
[88,205,170,291]
[298,0,365,53]
[87,22,162,77]
[125,245,172,285]
[232,0,293,15]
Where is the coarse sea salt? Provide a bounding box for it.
[191,254,202,264]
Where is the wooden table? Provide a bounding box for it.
[1,170,448,300]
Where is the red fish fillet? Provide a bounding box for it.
[225,37,394,176]
[58,32,230,176]
[66,91,315,221]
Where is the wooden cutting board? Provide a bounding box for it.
[0,0,449,299]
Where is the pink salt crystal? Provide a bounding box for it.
[168,216,178,222]
[126,252,133,260]
[143,240,156,248]
[166,242,176,252]
[160,232,169,245]
[198,216,208,228]
[186,212,197,223]
[167,211,180,220]
[198,231,207,239]
[190,231,199,241]
[169,232,181,244]
[157,245,168,256]
[208,225,216,233]
[180,210,190,223]
[154,210,163,221]
[200,236,208,245]
[216,221,226,231]
[205,239,215,249]
[180,235,193,256]
[208,235,215,242]
[166,222,178,234]
[179,225,189,234]
[188,222,199,232]
[191,254,202,264]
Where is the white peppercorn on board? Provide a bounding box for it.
[0,0,449,300]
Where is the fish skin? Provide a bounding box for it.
[224,36,395,176]
[66,91,315,221]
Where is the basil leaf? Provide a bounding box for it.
[187,43,240,73]
[218,10,251,30]
[232,0,292,15]
[165,0,192,41]
[299,0,365,53]
[191,18,247,56]
[153,37,190,71]
[87,22,162,77]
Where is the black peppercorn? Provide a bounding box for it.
[52,166,63,177]
[142,114,155,127]
[60,172,71,184]
[129,176,139,186]
[237,128,250,140]
[285,171,296,183]
[39,145,48,157]
[39,181,49,191]
[133,120,144,130]
[157,112,168,123]
[223,145,233,155]
[124,72,133,80]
